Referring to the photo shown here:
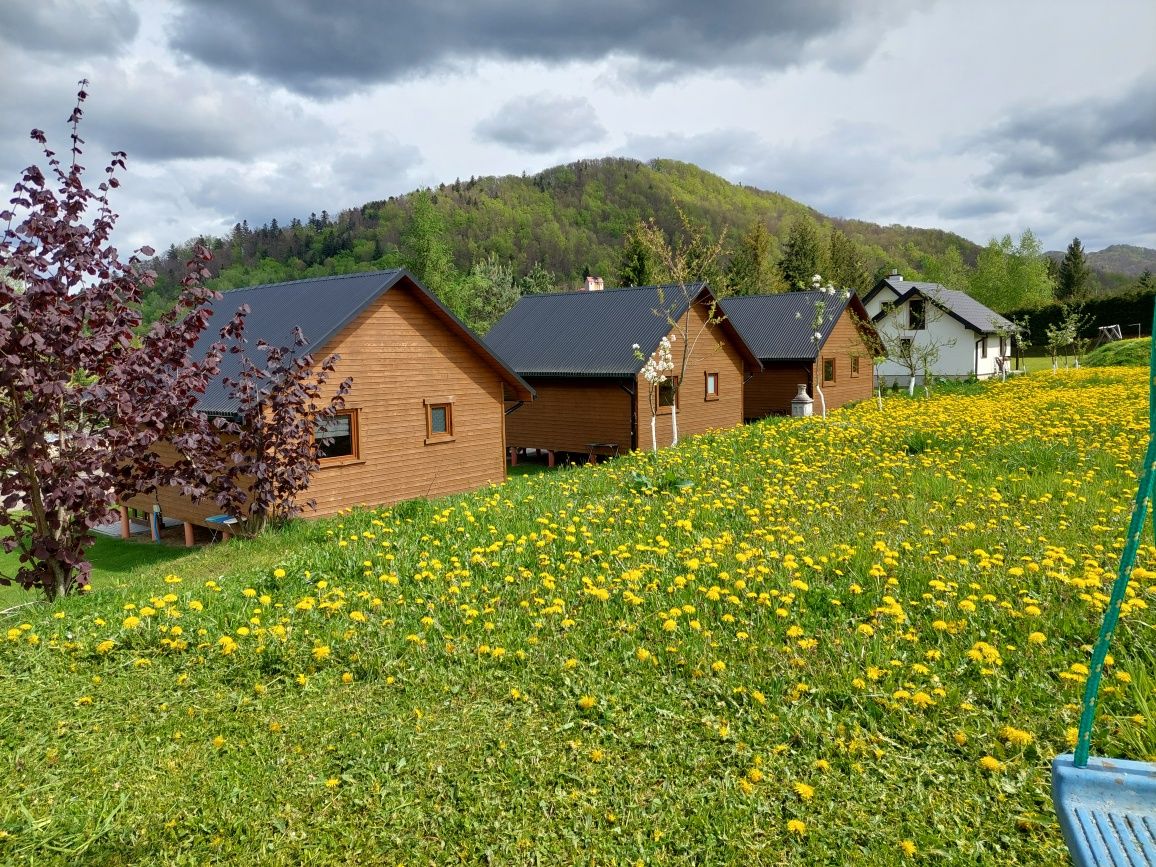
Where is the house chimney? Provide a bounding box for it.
[890,268,903,281]
[583,276,605,292]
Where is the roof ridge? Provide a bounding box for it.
[518,281,706,300]
[219,268,404,295]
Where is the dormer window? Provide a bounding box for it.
[908,299,926,330]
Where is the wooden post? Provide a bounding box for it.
[119,506,131,540]
[508,446,517,466]
[547,450,555,468]
[183,522,195,547]
[222,529,232,542]
[150,506,161,543]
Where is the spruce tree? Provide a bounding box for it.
[1057,237,1091,300]
[778,217,824,291]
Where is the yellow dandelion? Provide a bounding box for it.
[793,782,815,801]
[979,755,1003,772]
[786,819,807,837]
[577,695,597,711]
[312,644,331,661]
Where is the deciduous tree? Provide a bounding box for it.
[0,86,226,599]
[205,327,352,536]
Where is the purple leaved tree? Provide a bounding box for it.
[0,84,228,599]
[205,325,352,536]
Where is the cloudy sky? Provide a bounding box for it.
[1,0,1152,256]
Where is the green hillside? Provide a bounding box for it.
[145,158,979,304]
[2,369,1153,863]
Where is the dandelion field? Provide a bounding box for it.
[2,370,1154,865]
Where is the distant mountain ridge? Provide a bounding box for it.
[1079,244,1156,278]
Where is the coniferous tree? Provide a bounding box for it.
[726,221,780,295]
[617,223,658,287]
[778,217,825,291]
[826,227,871,295]
[1057,237,1092,300]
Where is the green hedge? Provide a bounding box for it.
[1007,290,1155,346]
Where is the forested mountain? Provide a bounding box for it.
[141,157,1148,333]
[143,158,975,305]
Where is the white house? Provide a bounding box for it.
[862,273,1018,387]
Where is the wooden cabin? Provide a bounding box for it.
[121,270,533,540]
[720,292,882,419]
[485,282,760,460]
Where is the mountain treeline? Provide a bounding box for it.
[140,157,1147,334]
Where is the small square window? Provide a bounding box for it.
[658,376,679,409]
[851,356,860,377]
[705,372,719,400]
[424,399,455,444]
[316,410,358,462]
[822,358,836,384]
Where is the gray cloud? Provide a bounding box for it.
[0,64,334,168]
[619,123,906,219]
[475,94,605,153]
[0,0,140,57]
[936,194,1014,220]
[976,73,1156,187]
[182,144,424,228]
[168,0,919,97]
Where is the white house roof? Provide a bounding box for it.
[866,278,1017,335]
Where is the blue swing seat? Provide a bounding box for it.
[1051,304,1156,867]
[1052,754,1156,866]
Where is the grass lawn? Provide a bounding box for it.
[1,368,1153,864]
[0,532,199,610]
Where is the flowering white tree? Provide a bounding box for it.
[806,274,850,418]
[633,335,675,458]
[633,208,729,448]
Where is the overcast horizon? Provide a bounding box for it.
[1,0,1153,257]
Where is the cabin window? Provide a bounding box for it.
[981,336,989,359]
[658,376,679,409]
[704,372,719,400]
[908,299,926,330]
[900,337,913,357]
[822,358,836,384]
[850,356,860,378]
[316,410,359,462]
[424,398,455,444]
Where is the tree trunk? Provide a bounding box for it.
[670,403,679,446]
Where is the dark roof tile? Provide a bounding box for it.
[193,269,532,412]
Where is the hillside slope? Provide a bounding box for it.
[147,158,981,297]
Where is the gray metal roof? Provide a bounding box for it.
[193,269,532,413]
[486,283,735,377]
[720,291,851,361]
[870,279,1016,334]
